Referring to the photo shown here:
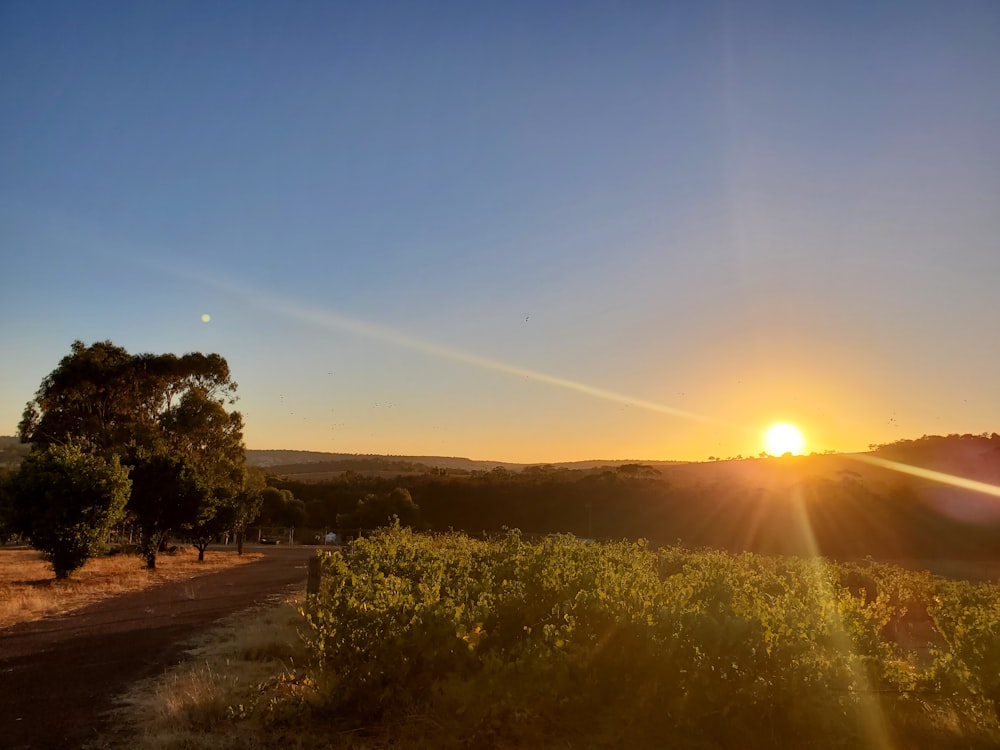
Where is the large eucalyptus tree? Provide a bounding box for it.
[17,340,260,568]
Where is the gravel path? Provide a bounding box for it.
[0,546,315,749]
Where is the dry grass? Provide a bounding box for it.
[0,546,261,629]
[98,594,314,750]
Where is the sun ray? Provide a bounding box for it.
[847,453,1000,499]
[148,263,718,427]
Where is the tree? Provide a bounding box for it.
[6,444,131,578]
[190,502,236,562]
[19,342,237,455]
[227,466,266,554]
[338,487,420,530]
[18,341,138,453]
[259,486,307,528]
[18,341,249,564]
[157,387,246,495]
[128,452,212,569]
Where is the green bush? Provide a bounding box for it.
[300,527,1000,748]
[7,443,131,578]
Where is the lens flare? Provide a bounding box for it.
[848,453,1000,501]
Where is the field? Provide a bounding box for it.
[0,546,260,629]
[109,527,1000,750]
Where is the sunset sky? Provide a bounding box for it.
[2,1,998,463]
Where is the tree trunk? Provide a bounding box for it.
[236,530,244,555]
[142,530,161,570]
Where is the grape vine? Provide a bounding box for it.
[298,527,1000,748]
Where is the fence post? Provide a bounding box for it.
[307,555,321,597]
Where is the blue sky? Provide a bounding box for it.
[2,1,999,462]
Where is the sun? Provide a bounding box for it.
[763,423,806,456]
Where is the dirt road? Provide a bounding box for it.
[0,546,315,749]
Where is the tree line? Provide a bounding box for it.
[271,452,1000,561]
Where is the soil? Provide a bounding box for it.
[0,546,315,749]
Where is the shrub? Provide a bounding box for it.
[7,444,131,578]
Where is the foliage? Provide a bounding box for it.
[871,432,1000,465]
[17,341,249,565]
[6,444,131,578]
[227,466,266,554]
[157,387,246,496]
[258,486,306,528]
[928,578,1000,718]
[336,487,419,529]
[189,504,236,562]
[299,528,1000,748]
[19,341,236,454]
[128,452,212,569]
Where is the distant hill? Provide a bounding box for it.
[4,441,688,476]
[245,450,520,474]
[246,449,689,478]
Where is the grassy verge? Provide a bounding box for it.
[0,546,261,629]
[101,594,425,750]
[98,592,315,750]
